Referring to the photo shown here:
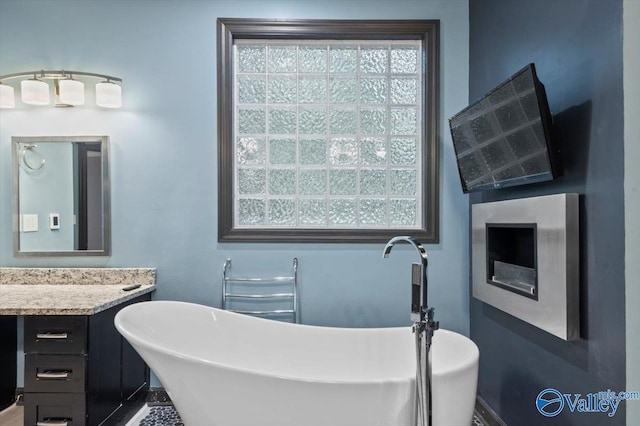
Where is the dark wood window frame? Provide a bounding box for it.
[217,18,440,243]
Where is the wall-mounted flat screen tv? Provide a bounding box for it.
[449,63,560,193]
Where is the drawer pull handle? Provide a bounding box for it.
[36,332,69,340]
[37,420,69,426]
[37,371,70,379]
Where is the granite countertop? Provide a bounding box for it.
[0,268,156,315]
[0,284,155,315]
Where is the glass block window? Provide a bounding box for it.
[218,19,440,243]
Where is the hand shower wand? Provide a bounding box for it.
[383,236,439,426]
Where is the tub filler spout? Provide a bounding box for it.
[383,235,439,426]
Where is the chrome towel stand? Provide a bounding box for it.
[222,258,299,323]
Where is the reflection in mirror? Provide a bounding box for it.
[12,136,111,256]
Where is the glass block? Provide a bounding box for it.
[238,107,266,134]
[329,138,357,165]
[329,169,357,195]
[299,138,327,164]
[360,47,388,74]
[238,198,266,225]
[522,153,551,175]
[390,108,417,135]
[493,165,524,182]
[360,108,388,135]
[470,113,498,143]
[329,108,357,134]
[360,78,387,104]
[299,108,327,135]
[390,77,418,105]
[488,82,515,105]
[329,47,358,73]
[268,199,296,226]
[268,76,296,104]
[495,100,526,132]
[268,169,296,195]
[457,152,486,182]
[359,169,387,195]
[299,77,327,104]
[481,140,511,170]
[390,47,418,74]
[512,68,534,93]
[359,199,387,226]
[237,45,266,73]
[267,46,297,73]
[531,121,546,146]
[391,138,417,165]
[520,92,540,121]
[450,125,473,153]
[390,199,417,227]
[268,108,297,134]
[299,169,327,195]
[238,75,266,104]
[360,137,387,165]
[329,77,357,104]
[299,199,327,226]
[329,199,356,226]
[506,128,540,158]
[236,137,266,165]
[299,46,328,73]
[237,168,266,194]
[390,169,417,195]
[269,138,296,164]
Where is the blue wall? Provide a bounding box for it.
[469,1,626,425]
[0,0,469,385]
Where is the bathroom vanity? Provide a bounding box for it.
[0,268,156,426]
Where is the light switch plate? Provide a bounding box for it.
[21,214,38,232]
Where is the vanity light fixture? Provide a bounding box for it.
[0,70,122,109]
[0,82,15,108]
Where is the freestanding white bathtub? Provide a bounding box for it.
[115,301,478,426]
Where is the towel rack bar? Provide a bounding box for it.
[225,293,294,299]
[222,258,299,323]
[228,309,295,315]
[225,276,295,283]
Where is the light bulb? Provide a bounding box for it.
[58,78,85,106]
[21,79,50,105]
[96,81,122,108]
[0,83,15,108]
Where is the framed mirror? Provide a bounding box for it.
[12,136,111,256]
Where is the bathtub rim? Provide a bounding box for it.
[429,328,479,378]
[115,300,477,384]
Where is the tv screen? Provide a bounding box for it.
[449,63,559,193]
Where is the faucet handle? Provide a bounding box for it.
[426,307,436,320]
[426,307,439,331]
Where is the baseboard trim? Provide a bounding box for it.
[475,395,507,426]
[146,387,173,406]
[14,388,23,406]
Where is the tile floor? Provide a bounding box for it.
[126,404,487,426]
[2,401,489,426]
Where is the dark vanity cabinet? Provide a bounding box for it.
[0,316,17,411]
[23,294,150,426]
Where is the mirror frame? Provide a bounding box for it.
[12,135,111,257]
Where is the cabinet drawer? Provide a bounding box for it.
[25,316,87,354]
[25,354,86,393]
[24,392,86,426]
